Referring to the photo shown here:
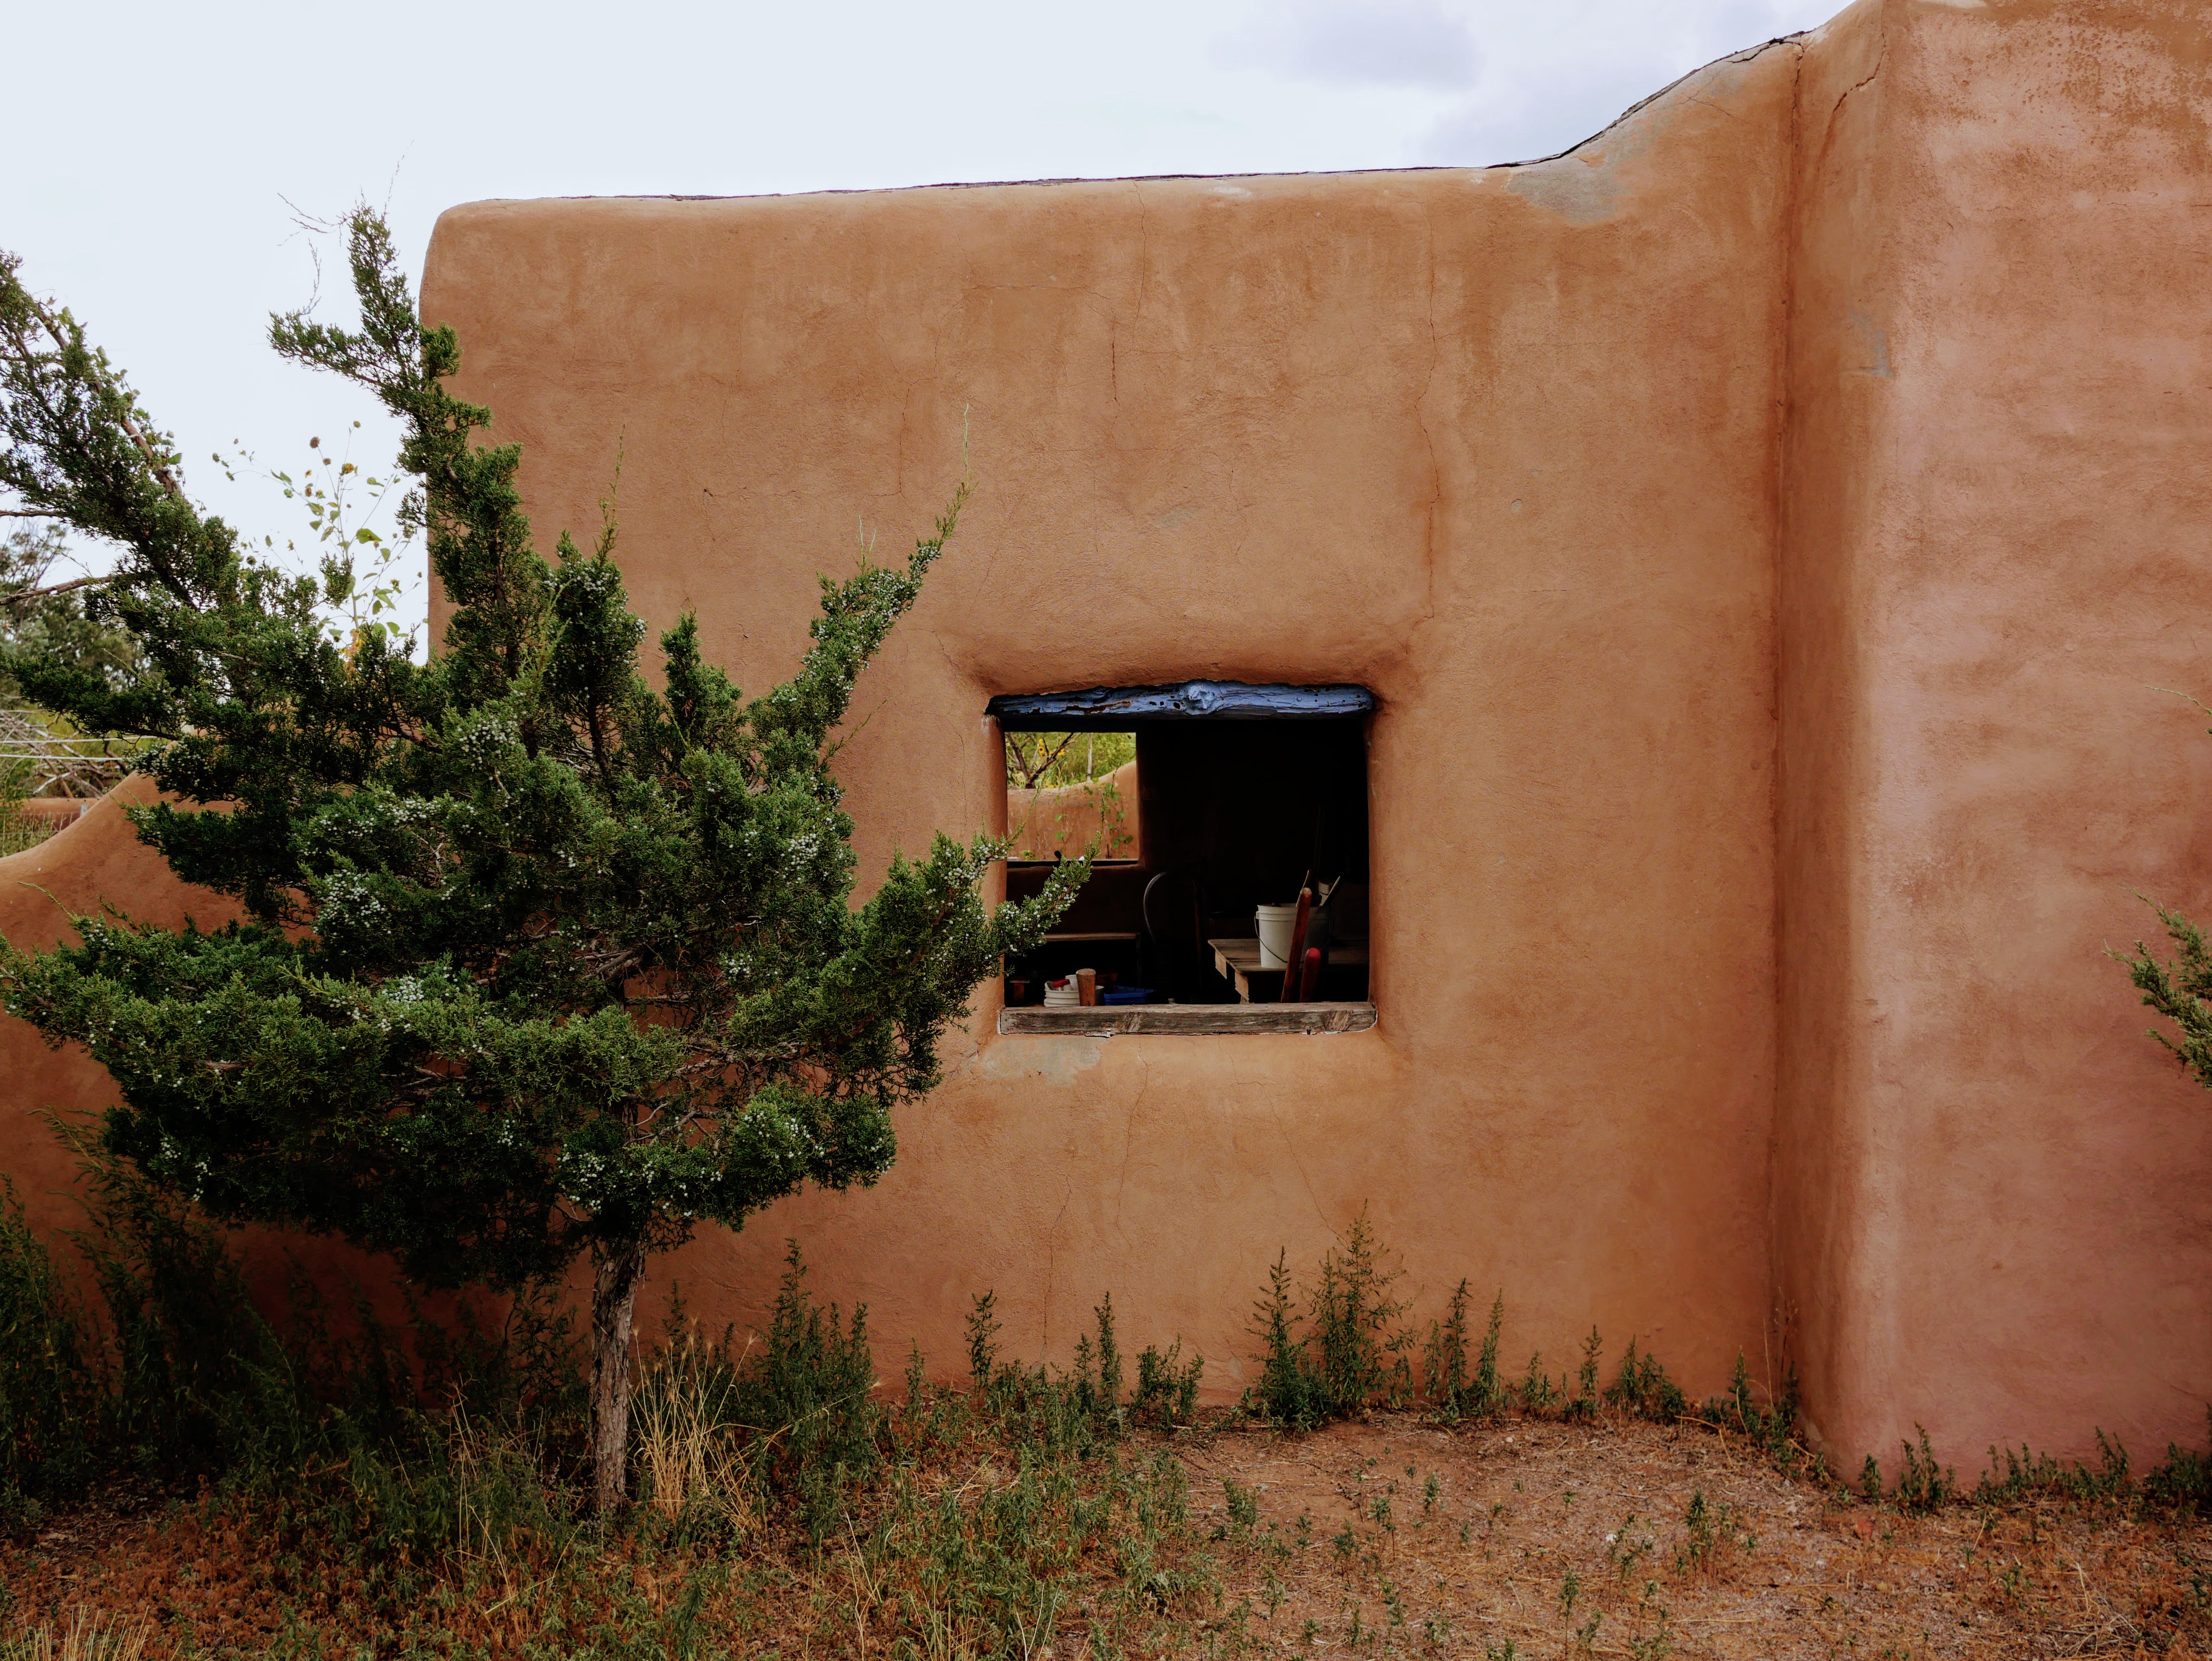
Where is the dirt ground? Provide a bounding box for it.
[1185,1414,2212,1658]
[10,1413,2212,1657]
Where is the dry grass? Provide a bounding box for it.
[0,1608,155,1661]
[6,1411,2212,1657]
[631,1331,760,1531]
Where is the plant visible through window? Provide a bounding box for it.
[1006,730,1134,858]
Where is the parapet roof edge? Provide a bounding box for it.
[475,33,1809,212]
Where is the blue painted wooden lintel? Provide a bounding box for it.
[986,680,1373,730]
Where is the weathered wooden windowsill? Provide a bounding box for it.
[996,1002,1376,1037]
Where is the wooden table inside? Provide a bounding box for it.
[1208,937,1370,1003]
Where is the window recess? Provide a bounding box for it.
[991,680,1375,1037]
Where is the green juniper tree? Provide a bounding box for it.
[2117,701,2212,1094]
[0,524,141,696]
[0,209,1082,1508]
[2122,892,2212,1085]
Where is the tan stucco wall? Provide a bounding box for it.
[409,45,1798,1406]
[1,0,2206,1476]
[1008,761,1138,860]
[0,778,237,1251]
[1773,0,2212,1468]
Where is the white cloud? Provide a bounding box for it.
[1213,0,1484,92]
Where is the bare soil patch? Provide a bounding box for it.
[1188,1414,2212,1658]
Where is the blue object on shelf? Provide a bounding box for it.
[1099,987,1152,1004]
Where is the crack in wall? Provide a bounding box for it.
[1816,31,1888,182]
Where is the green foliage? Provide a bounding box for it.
[957,1292,1161,1463]
[1423,1282,1509,1424]
[2119,883,2212,1089]
[0,1182,96,1531]
[1069,1291,1123,1425]
[0,1149,588,1555]
[967,1288,1002,1392]
[1891,1424,1955,1514]
[1422,1278,1473,1421]
[1247,1209,1414,1429]
[0,208,1082,1494]
[1132,1337,1204,1427]
[616,1246,887,1547]
[2142,1416,2212,1514]
[1702,1352,1821,1481]
[1219,1474,1260,1538]
[1474,1288,1503,1414]
[0,527,146,853]
[80,1157,307,1480]
[1566,1325,1605,1422]
[727,1242,880,1542]
[1004,729,1133,790]
[1243,1219,1767,1449]
[1311,1210,1409,1412]
[1250,1248,1328,1430]
[254,425,418,652]
[1604,1338,1688,1422]
[0,1182,1223,1656]
[0,525,140,697]
[1675,1487,1752,1572]
[1969,1417,2212,1517]
[1517,1350,1558,1414]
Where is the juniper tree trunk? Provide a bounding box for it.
[590,1241,647,1513]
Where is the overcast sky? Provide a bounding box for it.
[7,0,1838,636]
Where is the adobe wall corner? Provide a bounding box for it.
[1776,0,2212,1471]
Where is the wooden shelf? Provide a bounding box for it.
[997,1002,1376,1036]
[1208,936,1369,1003]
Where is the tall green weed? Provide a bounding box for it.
[0,1182,97,1530]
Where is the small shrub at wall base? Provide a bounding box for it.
[0,1181,97,1533]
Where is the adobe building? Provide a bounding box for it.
[4,0,2210,1479]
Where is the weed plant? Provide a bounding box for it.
[1423,1282,1505,1424]
[1967,1412,2212,1519]
[1698,1353,1826,1483]
[3,1174,1224,1656]
[1675,1487,1754,1574]
[1892,1424,1956,1514]
[0,1183,98,1532]
[1606,1339,1688,1421]
[1238,1214,1850,1507]
[1249,1209,1418,1426]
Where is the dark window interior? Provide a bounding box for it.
[995,683,1371,1009]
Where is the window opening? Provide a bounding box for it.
[991,681,1374,1035]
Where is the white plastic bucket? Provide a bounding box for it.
[1255,904,1301,970]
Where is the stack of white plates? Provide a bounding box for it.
[1043,978,1083,1007]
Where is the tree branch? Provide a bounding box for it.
[7,572,114,602]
